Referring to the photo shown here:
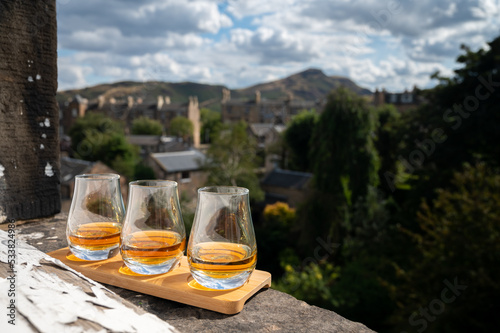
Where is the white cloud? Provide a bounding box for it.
[56,0,500,92]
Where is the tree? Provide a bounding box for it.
[299,87,380,247]
[283,110,319,172]
[170,116,194,143]
[398,163,500,333]
[131,116,163,135]
[69,112,138,179]
[284,88,395,330]
[256,202,296,275]
[310,87,379,201]
[203,121,264,201]
[200,108,221,143]
[393,35,500,208]
[374,104,403,193]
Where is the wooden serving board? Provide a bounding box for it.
[47,248,271,315]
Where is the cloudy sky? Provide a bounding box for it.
[57,0,500,93]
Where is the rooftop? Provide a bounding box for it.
[60,157,95,183]
[151,149,206,173]
[261,168,312,189]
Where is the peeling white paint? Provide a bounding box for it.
[45,162,54,177]
[0,209,6,224]
[0,164,4,178]
[36,74,41,80]
[42,133,47,139]
[40,144,45,150]
[28,76,34,82]
[39,122,44,127]
[17,232,45,242]
[0,230,178,333]
[44,118,50,127]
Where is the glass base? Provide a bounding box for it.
[190,269,253,290]
[69,244,120,261]
[123,257,181,275]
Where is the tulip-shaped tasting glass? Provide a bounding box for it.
[120,180,186,275]
[66,174,125,261]
[187,186,257,290]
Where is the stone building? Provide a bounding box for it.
[373,87,423,111]
[247,123,286,172]
[60,95,88,135]
[260,168,312,207]
[147,149,207,199]
[59,94,201,148]
[221,89,321,124]
[59,156,128,212]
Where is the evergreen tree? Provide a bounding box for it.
[283,110,318,172]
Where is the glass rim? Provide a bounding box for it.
[198,186,249,195]
[76,173,120,180]
[130,179,178,188]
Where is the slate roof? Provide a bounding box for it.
[127,135,163,146]
[60,157,95,183]
[249,123,274,137]
[261,168,312,189]
[248,123,286,137]
[151,150,206,173]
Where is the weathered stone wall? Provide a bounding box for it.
[0,0,60,222]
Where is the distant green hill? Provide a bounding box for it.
[233,68,371,101]
[57,68,372,111]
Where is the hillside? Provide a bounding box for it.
[57,68,372,109]
[233,68,371,101]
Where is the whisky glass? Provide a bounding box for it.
[66,174,125,261]
[187,186,257,290]
[120,180,186,275]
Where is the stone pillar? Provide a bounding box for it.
[188,96,200,148]
[0,0,60,222]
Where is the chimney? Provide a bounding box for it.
[164,96,171,105]
[157,95,164,110]
[189,96,199,108]
[255,90,261,104]
[221,88,231,103]
[97,95,105,109]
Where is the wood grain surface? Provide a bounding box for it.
[48,248,272,315]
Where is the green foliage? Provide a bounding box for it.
[256,202,296,275]
[263,202,296,228]
[274,261,341,309]
[397,163,500,332]
[200,108,222,143]
[131,116,163,135]
[310,87,380,202]
[263,35,500,333]
[374,104,404,193]
[133,162,156,180]
[179,191,195,238]
[395,36,500,206]
[203,121,264,202]
[69,112,138,179]
[283,110,319,172]
[170,116,194,141]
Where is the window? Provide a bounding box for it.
[71,108,77,117]
[180,171,191,183]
